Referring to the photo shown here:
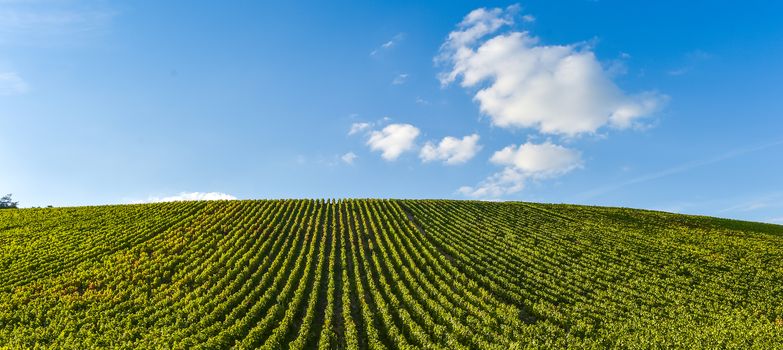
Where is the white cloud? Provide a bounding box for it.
[490,141,583,178]
[437,6,516,57]
[438,6,666,136]
[341,152,357,165]
[459,141,581,198]
[136,192,237,203]
[420,134,481,165]
[348,122,371,135]
[392,73,409,85]
[366,123,420,161]
[0,72,28,95]
[768,217,783,224]
[458,167,527,198]
[522,14,535,22]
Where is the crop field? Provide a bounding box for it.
[1,199,782,348]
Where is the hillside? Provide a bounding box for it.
[1,199,782,348]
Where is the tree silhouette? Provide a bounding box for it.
[0,194,18,209]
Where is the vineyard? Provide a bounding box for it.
[1,199,782,348]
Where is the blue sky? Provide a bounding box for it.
[1,1,782,224]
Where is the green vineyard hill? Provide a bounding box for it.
[1,199,782,348]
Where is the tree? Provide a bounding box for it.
[0,194,18,209]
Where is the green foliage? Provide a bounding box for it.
[0,199,781,348]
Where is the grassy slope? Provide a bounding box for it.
[0,199,781,349]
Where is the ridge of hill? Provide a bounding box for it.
[1,199,782,348]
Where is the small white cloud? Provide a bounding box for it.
[415,97,430,105]
[392,73,409,85]
[459,141,581,198]
[438,6,666,136]
[0,72,28,95]
[522,14,535,22]
[490,141,582,178]
[667,67,689,76]
[137,192,237,203]
[458,167,527,198]
[366,123,420,161]
[606,57,629,77]
[370,32,404,56]
[420,134,481,165]
[667,50,713,76]
[686,50,713,61]
[341,152,358,165]
[348,122,372,135]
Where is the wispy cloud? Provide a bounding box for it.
[341,152,357,165]
[392,73,409,85]
[667,49,713,76]
[0,71,28,95]
[370,32,404,56]
[348,122,372,135]
[0,1,116,46]
[667,68,690,76]
[719,192,783,213]
[576,139,783,200]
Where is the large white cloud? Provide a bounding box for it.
[366,123,420,161]
[420,134,481,165]
[138,192,237,203]
[459,141,581,198]
[439,6,666,136]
